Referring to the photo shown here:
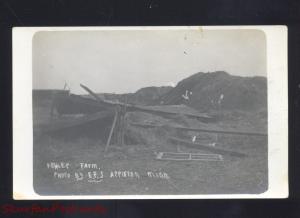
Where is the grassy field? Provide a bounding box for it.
[33,98,268,196]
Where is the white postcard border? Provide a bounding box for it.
[13,26,288,199]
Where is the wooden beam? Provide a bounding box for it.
[129,122,267,137]
[80,84,112,109]
[80,84,212,120]
[104,108,119,152]
[156,152,223,161]
[168,137,247,157]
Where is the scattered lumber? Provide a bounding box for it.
[156,152,223,161]
[169,137,247,158]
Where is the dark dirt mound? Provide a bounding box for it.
[159,71,267,112]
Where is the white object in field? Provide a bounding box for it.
[192,135,196,143]
[182,90,190,100]
[218,93,224,105]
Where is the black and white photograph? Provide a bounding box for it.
[13,26,288,199]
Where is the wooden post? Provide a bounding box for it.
[116,111,121,145]
[104,107,119,152]
[121,95,128,146]
[121,113,126,146]
[116,105,123,145]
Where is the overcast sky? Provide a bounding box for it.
[33,29,266,94]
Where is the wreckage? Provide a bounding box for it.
[38,84,267,160]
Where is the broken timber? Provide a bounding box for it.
[80,84,213,121]
[130,122,267,137]
[104,107,119,152]
[156,152,223,161]
[169,137,247,158]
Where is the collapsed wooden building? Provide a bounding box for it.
[36,84,267,161]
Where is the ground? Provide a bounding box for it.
[33,97,268,196]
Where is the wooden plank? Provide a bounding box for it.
[80,84,213,120]
[173,126,267,136]
[169,137,247,158]
[127,105,212,120]
[80,84,113,109]
[104,108,119,152]
[119,104,127,146]
[156,152,223,161]
[130,122,267,137]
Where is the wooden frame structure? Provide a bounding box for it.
[47,84,268,158]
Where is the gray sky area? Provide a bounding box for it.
[33,29,266,94]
